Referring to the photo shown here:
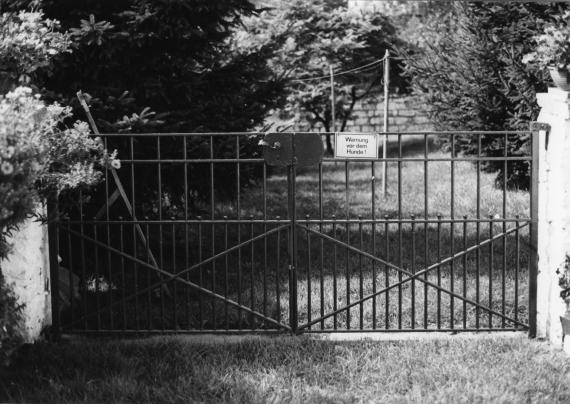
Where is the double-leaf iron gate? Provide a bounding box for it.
[49,128,540,336]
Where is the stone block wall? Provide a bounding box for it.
[342,94,433,133]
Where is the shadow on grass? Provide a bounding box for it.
[2,337,570,403]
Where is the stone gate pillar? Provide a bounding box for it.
[536,88,570,351]
[0,208,51,342]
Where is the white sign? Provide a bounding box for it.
[334,133,378,159]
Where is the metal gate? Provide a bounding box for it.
[49,128,540,336]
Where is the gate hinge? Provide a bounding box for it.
[288,265,295,272]
[530,122,551,150]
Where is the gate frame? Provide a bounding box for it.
[47,128,541,337]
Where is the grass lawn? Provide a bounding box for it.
[2,336,570,403]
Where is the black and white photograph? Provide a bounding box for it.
[1,0,570,402]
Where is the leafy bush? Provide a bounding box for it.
[0,86,118,257]
[0,11,118,363]
[0,272,23,367]
[0,1,287,209]
[523,11,570,71]
[399,2,567,189]
[0,11,70,92]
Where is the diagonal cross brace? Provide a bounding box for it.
[76,91,170,296]
[64,224,290,329]
[297,223,529,330]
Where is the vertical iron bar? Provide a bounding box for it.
[411,215,416,329]
[345,160,351,330]
[529,128,540,337]
[129,137,140,331]
[157,136,165,330]
[424,133,429,329]
[333,215,338,330]
[79,192,87,330]
[234,136,241,329]
[250,215,255,330]
[183,136,190,330]
[489,216,494,329]
[385,217,390,330]
[93,223,100,330]
[198,216,203,330]
[515,215,521,328]
[450,133,455,330]
[276,217,282,325]
[47,196,60,337]
[171,220,177,330]
[437,215,442,329]
[398,133,403,329]
[288,133,298,333]
[502,133,508,328]
[66,222,74,330]
[319,162,324,330]
[476,133,481,329]
[210,136,217,330]
[463,216,467,329]
[371,161,377,330]
[359,216,364,330]
[145,220,151,330]
[263,163,268,321]
[306,215,311,329]
[224,217,229,330]
[119,218,126,330]
[103,142,113,330]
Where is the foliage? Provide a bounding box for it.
[558,255,570,306]
[1,0,288,209]
[0,11,70,92]
[233,0,407,153]
[0,86,119,257]
[3,0,283,134]
[398,2,566,189]
[523,11,570,71]
[0,272,23,367]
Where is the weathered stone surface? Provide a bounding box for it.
[536,87,570,348]
[1,208,51,342]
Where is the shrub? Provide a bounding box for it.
[0,272,23,367]
[0,11,70,92]
[0,86,119,256]
[523,11,570,72]
[398,2,567,189]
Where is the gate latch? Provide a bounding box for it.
[259,133,323,167]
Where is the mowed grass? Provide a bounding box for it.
[2,336,570,403]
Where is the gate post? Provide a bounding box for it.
[47,195,60,339]
[535,87,570,350]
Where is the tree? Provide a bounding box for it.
[233,0,407,154]
[2,1,290,211]
[5,0,284,133]
[398,2,568,189]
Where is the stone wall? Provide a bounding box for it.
[342,94,433,133]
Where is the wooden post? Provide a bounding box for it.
[330,65,336,133]
[382,50,390,197]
